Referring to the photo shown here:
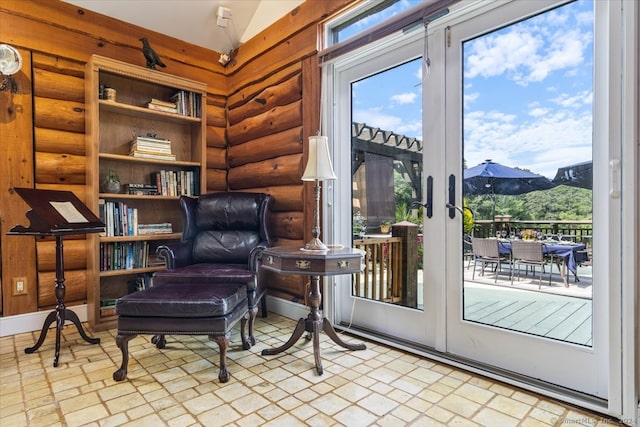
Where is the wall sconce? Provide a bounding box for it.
[0,44,23,93]
[302,135,337,251]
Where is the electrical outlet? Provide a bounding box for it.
[12,277,27,296]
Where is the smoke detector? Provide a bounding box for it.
[216,6,231,28]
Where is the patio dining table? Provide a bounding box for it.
[496,239,587,286]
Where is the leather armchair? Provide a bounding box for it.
[152,192,272,347]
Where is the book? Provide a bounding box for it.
[148,98,177,108]
[130,142,172,154]
[137,223,173,235]
[98,199,106,236]
[130,150,176,161]
[147,103,178,113]
[135,135,171,144]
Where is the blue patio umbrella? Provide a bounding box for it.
[464,160,556,234]
[552,160,592,189]
[464,159,556,196]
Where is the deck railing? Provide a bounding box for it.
[352,237,403,303]
[352,222,420,307]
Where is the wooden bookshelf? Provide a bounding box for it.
[85,55,207,330]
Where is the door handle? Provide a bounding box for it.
[412,175,433,218]
[448,174,455,218]
[426,176,433,218]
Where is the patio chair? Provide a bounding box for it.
[510,240,553,288]
[471,238,511,283]
[463,234,474,269]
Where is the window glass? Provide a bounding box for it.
[330,0,424,44]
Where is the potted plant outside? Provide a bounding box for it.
[380,220,392,234]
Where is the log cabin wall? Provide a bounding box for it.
[0,0,355,316]
[0,0,226,316]
[224,0,354,302]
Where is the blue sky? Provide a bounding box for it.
[351,0,593,179]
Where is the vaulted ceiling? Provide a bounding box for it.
[62,0,305,54]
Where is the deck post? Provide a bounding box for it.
[393,222,418,307]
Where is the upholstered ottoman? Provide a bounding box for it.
[112,281,249,383]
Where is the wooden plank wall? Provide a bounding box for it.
[0,0,354,314]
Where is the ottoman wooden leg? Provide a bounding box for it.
[113,334,136,381]
[210,333,230,383]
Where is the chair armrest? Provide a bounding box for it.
[248,244,268,272]
[156,242,193,269]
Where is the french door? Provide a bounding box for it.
[329,28,434,345]
[444,0,610,399]
[326,0,621,411]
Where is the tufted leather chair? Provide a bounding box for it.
[152,192,273,348]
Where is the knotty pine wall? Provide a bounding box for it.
[0,0,354,316]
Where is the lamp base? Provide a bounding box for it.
[303,238,329,251]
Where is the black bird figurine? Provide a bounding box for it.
[139,37,166,70]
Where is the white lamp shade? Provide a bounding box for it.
[302,136,337,181]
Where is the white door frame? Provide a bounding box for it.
[326,27,434,345]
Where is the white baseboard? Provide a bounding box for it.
[265,295,307,320]
[0,298,303,338]
[0,305,88,337]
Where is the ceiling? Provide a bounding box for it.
[62,0,305,54]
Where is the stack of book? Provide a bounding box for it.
[99,199,139,237]
[171,90,201,117]
[146,98,178,113]
[137,222,173,235]
[99,241,150,271]
[129,135,176,161]
[124,183,159,196]
[100,298,117,317]
[150,169,199,196]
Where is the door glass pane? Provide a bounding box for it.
[351,58,424,310]
[462,0,594,346]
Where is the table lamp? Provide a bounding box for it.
[302,135,337,251]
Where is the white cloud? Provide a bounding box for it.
[526,31,585,82]
[465,107,592,178]
[353,108,403,131]
[529,107,548,117]
[551,90,592,108]
[464,92,479,109]
[465,30,542,80]
[396,120,422,139]
[390,92,417,104]
[465,19,591,86]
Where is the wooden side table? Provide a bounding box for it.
[260,246,366,375]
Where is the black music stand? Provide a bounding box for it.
[8,188,105,367]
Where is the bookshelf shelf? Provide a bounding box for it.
[98,153,201,167]
[99,266,167,278]
[100,233,182,243]
[85,55,207,331]
[98,193,182,201]
[98,100,202,124]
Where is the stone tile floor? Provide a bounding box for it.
[0,313,624,426]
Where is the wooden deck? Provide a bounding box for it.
[463,264,593,346]
[351,256,594,346]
